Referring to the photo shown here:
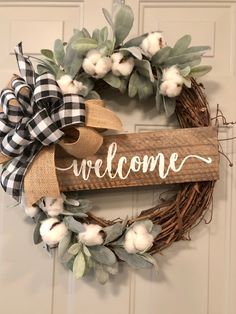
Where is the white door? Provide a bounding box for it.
[0,1,235,314]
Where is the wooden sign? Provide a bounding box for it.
[56,126,219,192]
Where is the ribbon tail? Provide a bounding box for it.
[24,146,60,206]
[14,42,36,90]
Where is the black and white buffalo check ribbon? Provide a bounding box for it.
[0,42,85,200]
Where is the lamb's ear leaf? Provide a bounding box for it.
[141,253,159,272]
[163,96,176,117]
[41,49,54,60]
[33,223,42,245]
[134,59,154,82]
[114,5,134,46]
[128,71,138,98]
[102,8,114,30]
[89,246,117,266]
[103,222,125,245]
[103,72,121,89]
[73,251,86,279]
[68,242,81,256]
[58,231,72,259]
[189,65,212,78]
[99,26,109,43]
[171,34,192,56]
[72,38,98,53]
[155,87,163,113]
[152,46,172,65]
[94,263,110,284]
[179,66,191,77]
[63,216,85,234]
[124,33,147,48]
[151,224,162,238]
[163,52,202,68]
[185,45,210,54]
[63,47,83,78]
[113,248,153,269]
[54,39,65,67]
[120,47,143,60]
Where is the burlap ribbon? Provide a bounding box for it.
[0,44,122,205]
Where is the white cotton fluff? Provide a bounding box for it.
[124,223,154,254]
[160,80,183,97]
[57,74,86,95]
[162,65,183,83]
[160,66,184,97]
[24,205,40,218]
[82,49,112,78]
[111,52,134,76]
[78,224,104,246]
[140,32,166,57]
[20,194,40,218]
[40,218,68,246]
[38,196,64,217]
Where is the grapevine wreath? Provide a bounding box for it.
[0,5,219,284]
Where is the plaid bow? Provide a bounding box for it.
[0,43,85,201]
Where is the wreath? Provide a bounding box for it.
[0,5,217,284]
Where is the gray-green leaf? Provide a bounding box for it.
[163,52,202,67]
[128,71,139,97]
[124,33,147,48]
[68,242,81,255]
[94,263,110,284]
[73,251,86,279]
[163,96,176,117]
[134,59,154,82]
[103,72,121,88]
[89,246,117,266]
[72,38,98,53]
[172,34,192,56]
[151,224,162,238]
[190,65,212,78]
[54,39,65,67]
[41,49,54,60]
[103,222,125,245]
[102,8,114,30]
[152,46,172,65]
[63,216,85,234]
[114,5,134,46]
[33,223,42,245]
[114,248,153,269]
[58,231,72,259]
[120,47,143,60]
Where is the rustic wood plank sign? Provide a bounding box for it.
[56,126,219,192]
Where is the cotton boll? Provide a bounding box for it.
[133,233,154,252]
[40,218,68,246]
[124,223,154,254]
[111,52,134,77]
[124,229,137,253]
[95,57,112,78]
[78,224,104,246]
[57,75,86,94]
[82,49,112,79]
[86,49,102,64]
[24,205,40,218]
[140,32,166,57]
[20,194,40,218]
[160,80,183,97]
[82,58,96,76]
[38,196,64,217]
[162,66,183,83]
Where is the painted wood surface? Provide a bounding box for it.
[56,126,219,192]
